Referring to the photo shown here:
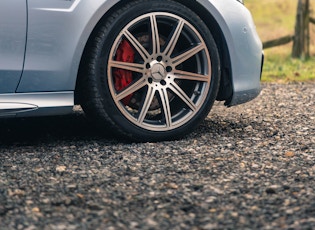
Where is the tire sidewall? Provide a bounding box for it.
[94,0,220,141]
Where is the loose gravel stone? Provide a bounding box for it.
[0,83,314,229]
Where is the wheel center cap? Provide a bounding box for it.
[151,63,167,81]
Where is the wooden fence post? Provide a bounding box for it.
[292,0,310,58]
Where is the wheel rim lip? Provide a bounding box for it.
[108,12,212,132]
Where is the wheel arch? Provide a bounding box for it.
[75,0,233,104]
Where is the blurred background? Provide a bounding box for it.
[247,0,315,82]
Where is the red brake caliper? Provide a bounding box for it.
[114,40,135,105]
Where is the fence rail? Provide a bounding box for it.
[263,35,294,49]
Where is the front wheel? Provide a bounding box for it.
[78,0,220,141]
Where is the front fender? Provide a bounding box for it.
[17,0,121,93]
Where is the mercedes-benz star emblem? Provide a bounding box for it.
[151,64,167,81]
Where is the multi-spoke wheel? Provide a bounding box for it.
[78,0,220,141]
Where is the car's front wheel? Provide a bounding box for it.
[78,0,220,141]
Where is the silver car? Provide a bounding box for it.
[0,0,263,141]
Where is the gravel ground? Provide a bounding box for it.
[0,83,314,230]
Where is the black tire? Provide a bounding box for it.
[77,0,220,142]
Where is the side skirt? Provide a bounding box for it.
[0,92,74,117]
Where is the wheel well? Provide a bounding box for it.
[75,0,233,104]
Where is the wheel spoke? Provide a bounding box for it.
[169,82,196,112]
[137,86,156,124]
[163,20,184,57]
[123,30,150,61]
[173,69,210,82]
[172,43,205,65]
[108,12,213,132]
[115,77,147,101]
[109,60,145,73]
[158,88,172,128]
[150,14,160,54]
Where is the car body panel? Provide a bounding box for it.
[0,1,27,93]
[0,92,73,117]
[17,0,118,92]
[197,0,263,105]
[0,0,263,117]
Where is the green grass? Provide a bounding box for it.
[246,0,315,82]
[263,52,315,82]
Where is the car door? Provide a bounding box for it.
[0,1,27,93]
